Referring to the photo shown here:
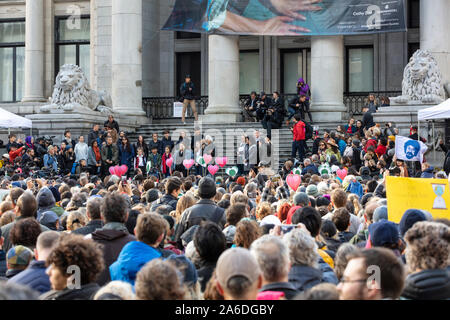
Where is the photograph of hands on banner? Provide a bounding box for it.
[163,0,406,36]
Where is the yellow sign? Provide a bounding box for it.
[386,176,450,223]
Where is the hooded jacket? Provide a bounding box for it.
[36,187,56,221]
[109,241,161,286]
[401,268,450,300]
[90,223,136,286]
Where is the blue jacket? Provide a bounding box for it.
[420,167,434,178]
[288,264,323,292]
[302,164,319,175]
[109,241,161,286]
[318,256,339,285]
[118,144,135,169]
[338,139,347,156]
[8,260,51,294]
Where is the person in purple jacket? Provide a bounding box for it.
[296,78,313,123]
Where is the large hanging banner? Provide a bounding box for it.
[385,176,450,223]
[162,0,406,36]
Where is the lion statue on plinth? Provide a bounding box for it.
[40,64,112,113]
[392,50,445,104]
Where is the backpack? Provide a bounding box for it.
[71,162,79,175]
[305,122,313,140]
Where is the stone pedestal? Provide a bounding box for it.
[201,35,242,123]
[111,0,145,115]
[421,0,450,88]
[310,36,346,122]
[25,109,149,144]
[22,0,46,102]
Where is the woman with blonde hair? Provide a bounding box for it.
[94,281,136,300]
[255,201,272,221]
[67,211,88,232]
[174,193,196,224]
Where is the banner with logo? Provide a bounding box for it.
[386,176,450,223]
[162,0,406,36]
[394,136,428,163]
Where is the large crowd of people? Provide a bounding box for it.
[0,104,449,300]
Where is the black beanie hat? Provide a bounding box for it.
[198,177,216,199]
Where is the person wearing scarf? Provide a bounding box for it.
[88,140,102,175]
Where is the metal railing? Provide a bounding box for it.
[143,91,401,119]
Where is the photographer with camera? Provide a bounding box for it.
[261,91,285,140]
[255,92,271,121]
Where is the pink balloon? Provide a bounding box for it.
[183,159,195,169]
[336,168,348,180]
[203,154,212,165]
[120,165,128,176]
[208,164,219,176]
[166,158,173,168]
[109,166,115,176]
[215,156,228,168]
[286,174,302,192]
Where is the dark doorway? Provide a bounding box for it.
[176,52,201,97]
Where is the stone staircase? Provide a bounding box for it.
[129,119,345,170]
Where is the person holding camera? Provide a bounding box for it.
[287,94,312,125]
[255,92,271,121]
[262,92,285,140]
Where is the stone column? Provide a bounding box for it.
[202,35,241,123]
[420,0,450,87]
[310,36,346,122]
[22,0,46,102]
[111,0,144,115]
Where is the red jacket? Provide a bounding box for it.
[375,144,387,157]
[364,138,377,152]
[293,121,305,141]
[9,146,24,164]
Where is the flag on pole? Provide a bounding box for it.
[395,136,428,163]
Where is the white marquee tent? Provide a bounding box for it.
[0,107,32,131]
[418,98,450,121]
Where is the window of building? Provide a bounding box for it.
[176,52,201,96]
[408,0,420,29]
[408,42,420,61]
[281,49,311,94]
[239,51,260,95]
[55,16,90,80]
[176,31,201,39]
[347,47,374,93]
[0,20,25,102]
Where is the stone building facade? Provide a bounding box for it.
[0,0,449,122]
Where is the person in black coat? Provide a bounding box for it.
[262,91,285,140]
[134,135,149,158]
[104,115,119,133]
[174,177,226,248]
[361,106,375,130]
[255,91,271,121]
[160,131,175,154]
[180,75,198,123]
[148,133,162,156]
